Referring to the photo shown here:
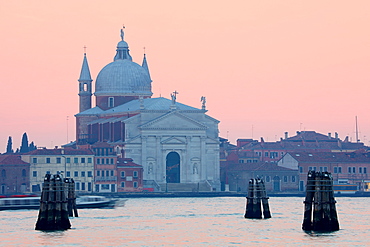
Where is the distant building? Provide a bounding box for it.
[224,162,298,193]
[116,158,144,192]
[0,155,30,195]
[74,28,220,191]
[21,148,94,193]
[233,131,367,163]
[278,151,370,192]
[91,142,118,192]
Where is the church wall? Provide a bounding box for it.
[76,115,99,143]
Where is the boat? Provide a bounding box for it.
[0,195,118,211]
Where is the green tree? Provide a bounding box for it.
[20,132,29,153]
[6,136,13,153]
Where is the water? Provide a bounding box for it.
[1,197,369,246]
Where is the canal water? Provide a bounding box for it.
[1,196,369,246]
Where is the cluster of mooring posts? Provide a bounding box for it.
[244,177,271,219]
[35,174,78,231]
[302,171,340,231]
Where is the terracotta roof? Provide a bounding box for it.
[0,155,29,165]
[117,158,142,167]
[25,148,94,155]
[287,151,370,163]
[228,162,296,171]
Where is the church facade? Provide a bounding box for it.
[75,28,220,191]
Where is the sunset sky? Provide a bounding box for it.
[1,1,370,152]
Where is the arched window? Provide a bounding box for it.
[1,169,6,178]
[108,97,114,107]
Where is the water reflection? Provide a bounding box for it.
[0,197,369,246]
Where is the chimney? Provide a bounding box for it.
[328,133,331,139]
[284,132,288,139]
[335,132,338,139]
[55,146,58,149]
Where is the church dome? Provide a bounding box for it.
[95,59,152,96]
[94,28,152,97]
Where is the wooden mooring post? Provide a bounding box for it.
[65,178,78,217]
[35,174,71,231]
[302,171,339,231]
[244,178,271,219]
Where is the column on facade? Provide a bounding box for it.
[185,136,191,182]
[200,136,206,181]
[156,136,164,182]
[142,135,147,179]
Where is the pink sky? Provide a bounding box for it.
[1,1,370,152]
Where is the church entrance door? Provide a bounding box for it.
[166,152,180,183]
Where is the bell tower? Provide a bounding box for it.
[78,52,92,112]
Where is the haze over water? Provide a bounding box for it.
[1,196,369,246]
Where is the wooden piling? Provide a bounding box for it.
[35,174,51,230]
[66,178,78,217]
[35,174,71,231]
[259,179,271,219]
[302,171,315,230]
[302,171,339,231]
[245,178,271,219]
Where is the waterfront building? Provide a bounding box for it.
[21,148,94,193]
[225,162,298,193]
[278,151,370,191]
[74,28,220,191]
[116,158,144,192]
[233,131,367,163]
[0,155,30,195]
[91,142,118,192]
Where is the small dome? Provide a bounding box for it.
[95,59,152,97]
[117,41,128,48]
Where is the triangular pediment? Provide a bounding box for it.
[140,111,208,130]
[161,136,186,144]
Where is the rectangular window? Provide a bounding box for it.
[106,158,109,164]
[76,182,80,190]
[97,158,100,164]
[81,183,85,190]
[97,170,100,176]
[292,176,296,182]
[102,159,105,164]
[102,170,105,177]
[265,152,269,157]
[111,158,114,164]
[348,167,352,173]
[109,97,114,107]
[324,167,328,172]
[88,171,92,177]
[106,170,109,177]
[110,170,114,176]
[364,167,367,174]
[299,166,303,173]
[133,171,138,178]
[266,176,270,182]
[74,171,78,177]
[334,167,338,173]
[81,158,85,163]
[32,158,37,163]
[46,158,51,163]
[56,157,61,164]
[66,158,71,163]
[121,171,125,178]
[74,158,78,163]
[133,181,138,188]
[66,171,71,177]
[353,167,356,173]
[88,157,92,163]
[359,167,362,173]
[88,182,92,191]
[81,171,86,177]
[121,182,125,187]
[33,171,37,177]
[338,167,342,173]
[283,176,287,182]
